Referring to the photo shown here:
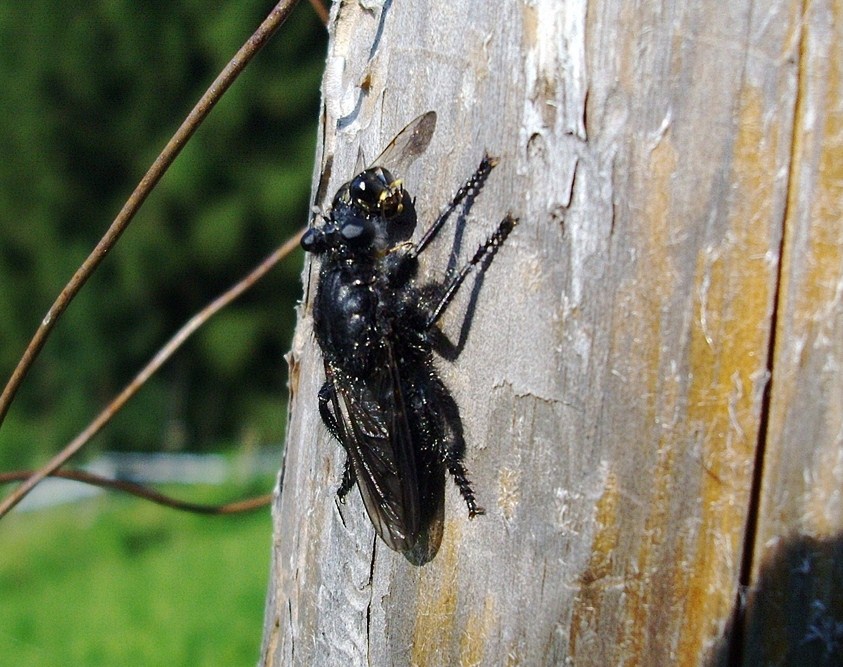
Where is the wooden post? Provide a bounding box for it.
[261,1,842,665]
[736,3,843,665]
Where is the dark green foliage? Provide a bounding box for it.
[0,1,326,466]
[0,487,274,665]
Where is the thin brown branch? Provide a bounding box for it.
[0,468,272,515]
[0,230,304,519]
[0,0,301,429]
[308,0,330,25]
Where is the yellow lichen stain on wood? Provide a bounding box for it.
[569,470,621,658]
[771,24,843,538]
[781,117,843,349]
[618,439,679,664]
[585,470,622,583]
[801,18,843,328]
[459,594,497,667]
[607,130,679,438]
[803,443,843,535]
[643,132,680,305]
[816,75,843,195]
[497,467,521,522]
[410,521,497,666]
[411,520,461,666]
[678,84,779,660]
[590,133,688,664]
[639,131,682,421]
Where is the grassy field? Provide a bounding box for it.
[0,480,275,666]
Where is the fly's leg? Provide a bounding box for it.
[412,154,499,257]
[337,458,355,501]
[410,368,485,518]
[318,377,356,501]
[437,378,485,518]
[446,457,485,518]
[318,381,342,442]
[426,213,518,328]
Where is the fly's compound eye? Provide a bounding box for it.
[336,207,375,248]
[301,227,321,252]
[340,216,375,246]
[350,168,405,218]
[374,167,405,219]
[377,184,405,219]
[348,172,382,212]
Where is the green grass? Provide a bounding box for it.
[0,481,275,666]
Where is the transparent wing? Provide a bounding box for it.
[370,111,437,175]
[325,348,420,552]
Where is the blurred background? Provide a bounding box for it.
[0,1,327,663]
[0,1,325,466]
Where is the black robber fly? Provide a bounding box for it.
[301,111,517,558]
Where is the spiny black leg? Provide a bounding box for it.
[426,213,518,328]
[447,458,485,518]
[413,154,499,257]
[318,377,357,500]
[337,456,355,501]
[417,370,485,519]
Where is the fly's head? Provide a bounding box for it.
[301,167,417,259]
[347,167,407,218]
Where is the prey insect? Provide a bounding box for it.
[301,111,517,557]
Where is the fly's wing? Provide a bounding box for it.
[325,348,420,552]
[370,111,437,174]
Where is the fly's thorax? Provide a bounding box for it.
[311,257,383,374]
[378,243,419,288]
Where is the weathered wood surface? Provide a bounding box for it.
[737,3,843,665]
[261,1,841,665]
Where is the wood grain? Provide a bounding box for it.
[740,2,843,665]
[261,1,841,665]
